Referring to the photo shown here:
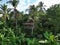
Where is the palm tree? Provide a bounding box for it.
[26,5,37,36]
[7,0,19,30]
[26,5,37,19]
[37,1,46,12]
[0,4,11,26]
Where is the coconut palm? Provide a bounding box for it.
[7,0,19,8]
[26,5,37,19]
[7,0,19,30]
[0,4,11,26]
[0,4,11,27]
[26,5,37,36]
[27,5,36,13]
[37,1,46,12]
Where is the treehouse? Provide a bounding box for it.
[23,18,34,37]
[23,18,34,29]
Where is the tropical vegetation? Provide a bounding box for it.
[0,0,60,45]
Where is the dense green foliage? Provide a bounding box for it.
[0,0,60,45]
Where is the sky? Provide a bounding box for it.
[0,0,60,13]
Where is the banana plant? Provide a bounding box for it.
[44,31,60,45]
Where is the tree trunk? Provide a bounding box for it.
[31,18,34,37]
[14,8,18,30]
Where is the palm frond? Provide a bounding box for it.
[0,10,4,14]
[7,0,19,7]
[7,0,13,4]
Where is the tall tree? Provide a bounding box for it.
[26,5,38,36]
[46,4,60,34]
[7,0,19,29]
[0,4,11,26]
[37,1,46,12]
